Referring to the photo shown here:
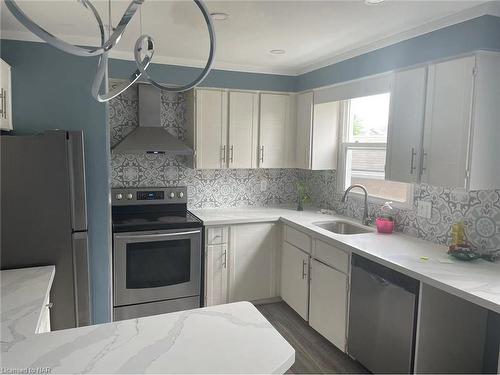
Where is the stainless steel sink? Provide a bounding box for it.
[313,220,372,235]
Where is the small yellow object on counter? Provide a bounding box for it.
[420,256,429,261]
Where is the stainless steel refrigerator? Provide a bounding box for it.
[1,129,91,330]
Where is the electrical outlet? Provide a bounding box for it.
[417,200,432,219]
[260,180,267,192]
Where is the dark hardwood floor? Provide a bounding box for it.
[255,302,369,374]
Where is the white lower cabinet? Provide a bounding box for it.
[204,223,278,306]
[280,241,310,320]
[309,259,348,351]
[205,243,228,306]
[229,223,278,302]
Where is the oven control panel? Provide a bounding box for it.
[112,187,187,206]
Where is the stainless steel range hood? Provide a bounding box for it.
[112,84,193,155]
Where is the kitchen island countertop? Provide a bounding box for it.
[1,266,294,374]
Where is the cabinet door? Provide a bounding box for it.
[422,56,475,188]
[195,89,228,169]
[281,241,309,320]
[205,243,228,306]
[228,223,278,302]
[258,93,290,168]
[228,91,259,168]
[0,59,12,131]
[386,66,427,183]
[309,259,348,351]
[296,92,314,169]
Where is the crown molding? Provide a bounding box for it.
[295,1,500,75]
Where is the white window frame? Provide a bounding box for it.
[337,99,414,209]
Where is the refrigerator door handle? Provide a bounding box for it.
[73,231,92,326]
[67,131,88,231]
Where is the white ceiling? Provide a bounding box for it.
[1,0,497,75]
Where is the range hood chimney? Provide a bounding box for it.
[112,84,193,155]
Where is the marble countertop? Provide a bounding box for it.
[1,266,55,352]
[193,207,500,314]
[1,267,294,374]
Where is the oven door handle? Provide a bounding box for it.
[114,230,201,240]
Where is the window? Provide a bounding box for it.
[339,93,412,205]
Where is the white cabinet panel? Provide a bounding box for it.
[228,91,259,169]
[311,101,339,170]
[195,89,228,169]
[296,92,313,169]
[422,56,475,188]
[386,66,427,183]
[284,225,311,254]
[313,239,349,274]
[229,223,278,302]
[258,93,290,168]
[205,243,228,306]
[281,241,309,321]
[0,59,12,131]
[206,226,228,246]
[468,52,500,190]
[309,259,348,351]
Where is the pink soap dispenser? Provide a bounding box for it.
[376,201,394,234]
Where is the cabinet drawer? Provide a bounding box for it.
[284,225,311,253]
[313,239,349,274]
[206,226,228,245]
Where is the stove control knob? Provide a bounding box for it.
[115,193,123,200]
[126,193,133,200]
[169,192,175,199]
[178,192,184,198]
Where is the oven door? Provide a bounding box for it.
[113,228,201,307]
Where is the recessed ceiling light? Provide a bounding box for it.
[210,12,229,21]
[270,49,286,55]
[365,0,385,4]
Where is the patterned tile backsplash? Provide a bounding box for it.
[110,82,500,252]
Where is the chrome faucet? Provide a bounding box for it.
[341,184,371,226]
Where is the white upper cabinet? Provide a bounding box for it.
[386,66,427,184]
[258,93,293,168]
[467,53,500,190]
[421,56,475,189]
[228,91,259,168]
[191,89,228,169]
[295,91,339,170]
[0,59,12,132]
[295,91,314,169]
[385,52,500,190]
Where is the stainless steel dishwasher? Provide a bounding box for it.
[348,254,420,374]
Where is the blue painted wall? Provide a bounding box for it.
[109,58,296,92]
[0,40,112,324]
[296,15,500,91]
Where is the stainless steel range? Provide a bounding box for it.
[111,187,203,321]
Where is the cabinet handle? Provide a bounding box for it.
[46,302,54,308]
[410,148,417,175]
[3,90,7,120]
[259,146,264,163]
[421,151,427,172]
[301,259,307,279]
[229,145,234,163]
[222,247,227,269]
[0,88,4,118]
[221,145,226,163]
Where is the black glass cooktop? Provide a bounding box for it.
[112,208,203,232]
